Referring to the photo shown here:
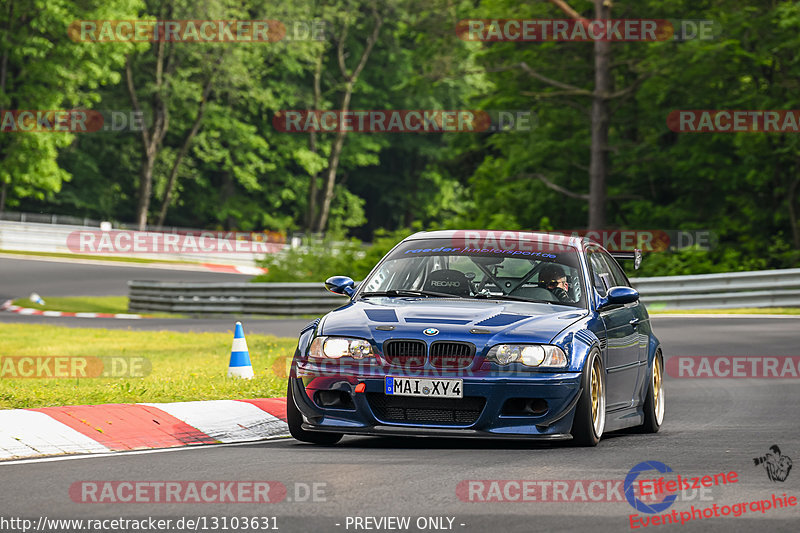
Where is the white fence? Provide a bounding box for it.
[0,220,283,267]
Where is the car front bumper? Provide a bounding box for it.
[289,369,583,439]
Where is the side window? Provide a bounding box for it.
[586,248,613,297]
[601,251,631,288]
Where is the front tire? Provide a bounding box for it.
[570,349,606,447]
[638,350,665,433]
[286,380,343,445]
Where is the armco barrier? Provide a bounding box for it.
[128,281,345,315]
[629,268,800,309]
[128,268,800,315]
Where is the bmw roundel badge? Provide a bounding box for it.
[423,328,439,336]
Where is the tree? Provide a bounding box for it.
[0,0,142,213]
[312,1,383,233]
[124,0,230,230]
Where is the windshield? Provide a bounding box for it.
[359,238,586,308]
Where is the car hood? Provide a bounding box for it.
[320,297,587,347]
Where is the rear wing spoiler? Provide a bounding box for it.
[609,249,642,270]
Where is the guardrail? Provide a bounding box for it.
[128,281,343,315]
[629,268,800,309]
[128,268,800,315]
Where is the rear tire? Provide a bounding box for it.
[570,349,606,447]
[286,380,343,445]
[638,350,665,433]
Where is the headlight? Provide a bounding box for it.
[308,336,375,359]
[486,344,567,368]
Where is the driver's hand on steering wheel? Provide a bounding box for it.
[546,277,572,303]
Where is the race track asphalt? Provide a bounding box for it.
[0,256,251,300]
[2,315,799,533]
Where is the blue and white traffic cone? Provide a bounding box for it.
[29,292,45,306]
[228,321,254,379]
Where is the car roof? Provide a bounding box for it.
[404,229,586,248]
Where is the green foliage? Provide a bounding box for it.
[5,0,800,277]
[631,247,767,278]
[253,235,365,282]
[253,227,414,282]
[0,0,143,207]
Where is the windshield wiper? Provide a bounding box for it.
[360,289,460,298]
[472,293,552,303]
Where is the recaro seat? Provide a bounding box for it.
[423,269,471,297]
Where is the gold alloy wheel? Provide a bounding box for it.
[590,356,606,436]
[653,353,665,425]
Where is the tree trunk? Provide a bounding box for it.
[0,181,7,214]
[306,54,323,233]
[306,132,320,233]
[789,160,800,250]
[127,14,170,231]
[314,83,353,233]
[155,75,214,227]
[136,154,156,230]
[313,9,382,234]
[548,0,613,229]
[588,0,611,230]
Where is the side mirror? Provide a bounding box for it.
[598,286,639,309]
[325,275,355,297]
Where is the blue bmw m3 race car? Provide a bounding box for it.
[287,230,665,446]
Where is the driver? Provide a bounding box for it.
[538,263,572,303]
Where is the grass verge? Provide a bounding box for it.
[650,307,800,315]
[13,296,130,314]
[0,324,295,409]
[10,296,184,318]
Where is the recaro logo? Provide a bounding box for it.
[430,281,461,287]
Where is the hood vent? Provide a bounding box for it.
[365,309,398,322]
[476,314,527,327]
[405,317,471,325]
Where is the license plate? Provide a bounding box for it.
[385,377,463,398]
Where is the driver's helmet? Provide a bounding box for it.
[538,263,566,288]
